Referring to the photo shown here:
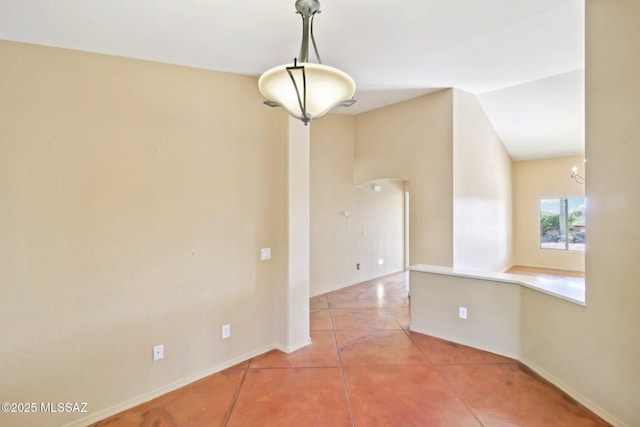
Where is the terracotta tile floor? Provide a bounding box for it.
[92,271,610,426]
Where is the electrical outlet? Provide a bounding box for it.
[222,324,231,339]
[459,307,468,319]
[356,263,360,270]
[153,344,164,361]
[378,258,384,265]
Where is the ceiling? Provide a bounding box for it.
[0,0,584,160]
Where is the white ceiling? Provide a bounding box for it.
[0,0,584,160]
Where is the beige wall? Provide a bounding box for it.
[513,155,585,271]
[310,115,404,295]
[0,41,289,426]
[353,89,512,272]
[453,89,513,271]
[354,90,454,266]
[410,271,520,358]
[520,2,640,426]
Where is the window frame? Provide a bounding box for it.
[539,196,586,252]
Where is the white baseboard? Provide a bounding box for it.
[409,328,625,426]
[66,331,625,426]
[410,328,626,425]
[63,343,278,427]
[520,358,628,427]
[277,336,311,353]
[409,325,520,360]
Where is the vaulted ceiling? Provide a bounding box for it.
[0,0,584,160]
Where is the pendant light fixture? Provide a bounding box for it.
[258,0,356,125]
[570,166,585,184]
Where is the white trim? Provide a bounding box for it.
[62,343,278,427]
[411,325,624,425]
[404,190,410,270]
[409,325,520,360]
[277,336,312,354]
[520,358,628,427]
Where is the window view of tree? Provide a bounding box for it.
[540,198,585,251]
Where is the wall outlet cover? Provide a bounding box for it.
[153,344,164,361]
[222,324,231,339]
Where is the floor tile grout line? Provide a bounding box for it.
[399,329,441,375]
[389,306,406,330]
[404,329,486,426]
[323,280,411,426]
[329,305,357,427]
[222,360,250,427]
[431,365,486,427]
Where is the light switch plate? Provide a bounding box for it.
[261,248,271,261]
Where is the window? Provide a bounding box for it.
[539,198,586,251]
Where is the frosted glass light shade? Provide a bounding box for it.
[258,62,356,123]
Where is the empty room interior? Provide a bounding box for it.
[0,1,638,426]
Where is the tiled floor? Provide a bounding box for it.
[92,271,609,426]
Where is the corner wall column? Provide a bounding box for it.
[283,117,311,351]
